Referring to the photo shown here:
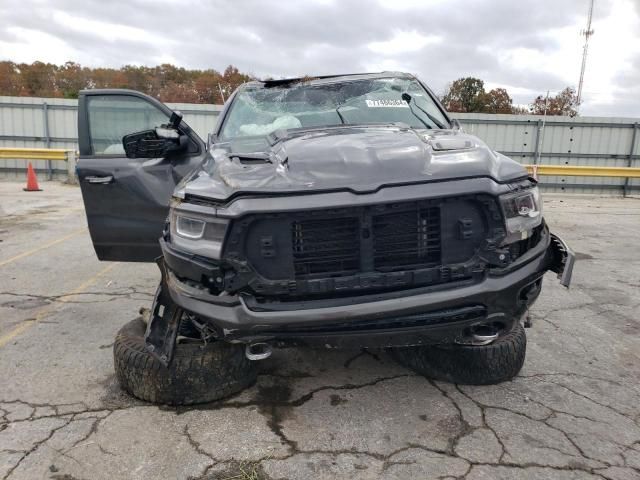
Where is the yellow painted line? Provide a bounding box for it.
[0,228,86,268]
[525,164,640,178]
[0,263,118,347]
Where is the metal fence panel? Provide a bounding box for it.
[453,112,639,194]
[1,96,638,194]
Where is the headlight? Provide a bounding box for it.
[170,209,228,259]
[500,187,542,235]
[175,216,206,239]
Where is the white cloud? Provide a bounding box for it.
[0,0,637,116]
[52,11,172,46]
[578,0,640,111]
[368,31,441,55]
[377,0,448,10]
[0,27,78,64]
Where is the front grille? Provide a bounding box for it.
[292,217,360,276]
[223,194,502,297]
[373,206,441,270]
[291,203,442,278]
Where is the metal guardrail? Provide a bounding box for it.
[525,164,640,178]
[0,148,77,184]
[0,147,69,161]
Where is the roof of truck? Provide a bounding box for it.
[246,71,416,89]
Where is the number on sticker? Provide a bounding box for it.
[365,99,409,108]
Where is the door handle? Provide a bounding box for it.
[85,175,114,184]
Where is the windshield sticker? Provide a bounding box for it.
[365,99,409,108]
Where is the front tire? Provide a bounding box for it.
[391,323,527,385]
[113,317,256,405]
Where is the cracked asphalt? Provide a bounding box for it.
[1,181,639,480]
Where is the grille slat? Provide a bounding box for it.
[373,206,441,270]
[291,203,442,278]
[292,217,360,276]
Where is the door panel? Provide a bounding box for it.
[77,90,206,262]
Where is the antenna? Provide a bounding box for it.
[576,0,595,109]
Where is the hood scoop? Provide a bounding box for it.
[232,153,272,165]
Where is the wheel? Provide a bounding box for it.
[391,323,526,385]
[113,317,257,405]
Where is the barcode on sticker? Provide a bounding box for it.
[365,99,409,108]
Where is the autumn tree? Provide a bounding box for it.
[0,62,21,96]
[441,77,487,113]
[194,70,225,103]
[0,61,254,103]
[529,87,579,116]
[20,61,57,96]
[483,88,514,114]
[56,62,87,98]
[441,78,515,114]
[218,65,252,102]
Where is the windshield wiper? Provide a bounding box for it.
[335,104,346,124]
[401,93,446,129]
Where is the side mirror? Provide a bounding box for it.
[122,128,187,159]
[169,110,183,128]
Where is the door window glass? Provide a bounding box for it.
[88,95,168,155]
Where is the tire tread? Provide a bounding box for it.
[113,317,256,405]
[392,323,527,385]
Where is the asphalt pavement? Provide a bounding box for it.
[1,181,639,480]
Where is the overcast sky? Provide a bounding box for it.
[1,0,638,117]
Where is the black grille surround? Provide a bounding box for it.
[222,195,509,299]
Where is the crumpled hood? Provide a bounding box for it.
[177,126,527,201]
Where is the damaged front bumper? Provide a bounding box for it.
[548,233,575,287]
[145,228,574,365]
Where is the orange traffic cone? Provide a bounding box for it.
[23,162,42,191]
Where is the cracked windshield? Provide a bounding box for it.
[219,76,449,140]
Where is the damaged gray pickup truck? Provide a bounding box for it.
[76,72,574,405]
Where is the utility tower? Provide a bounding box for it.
[577,0,595,108]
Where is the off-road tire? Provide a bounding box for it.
[391,323,526,385]
[113,317,256,405]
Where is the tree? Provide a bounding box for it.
[19,61,57,96]
[529,87,579,116]
[441,77,487,113]
[0,62,21,96]
[218,65,252,102]
[441,78,515,114]
[158,82,200,103]
[0,61,254,103]
[56,62,86,99]
[483,88,514,114]
[194,70,224,103]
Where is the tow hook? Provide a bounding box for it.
[245,343,273,361]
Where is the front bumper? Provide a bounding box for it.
[157,228,574,348]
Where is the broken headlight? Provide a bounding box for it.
[170,209,228,259]
[500,187,542,235]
